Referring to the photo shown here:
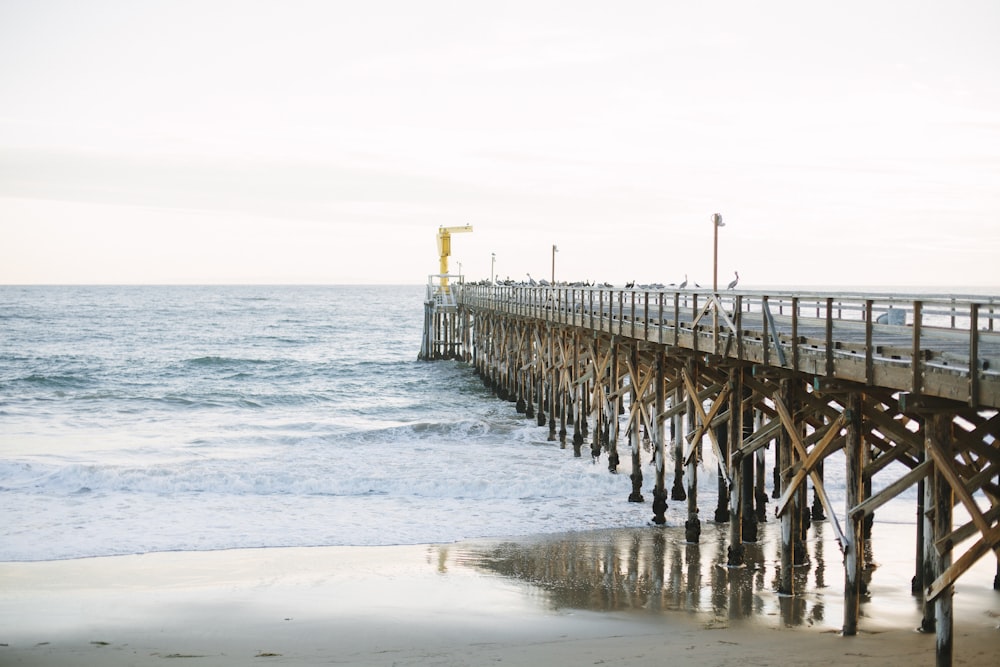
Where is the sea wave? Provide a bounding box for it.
[11,373,91,389]
[0,439,626,502]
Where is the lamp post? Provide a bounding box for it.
[551,244,558,286]
[491,253,496,285]
[712,213,724,293]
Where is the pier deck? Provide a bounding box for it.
[460,285,1000,409]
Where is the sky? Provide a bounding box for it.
[1,0,998,288]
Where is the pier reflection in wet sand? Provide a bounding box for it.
[455,521,863,630]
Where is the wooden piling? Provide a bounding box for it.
[727,366,745,566]
[685,363,701,543]
[843,392,864,636]
[652,349,668,524]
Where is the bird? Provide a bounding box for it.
[678,274,688,290]
[527,273,538,287]
[727,271,739,290]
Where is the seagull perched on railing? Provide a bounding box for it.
[727,271,739,290]
[678,275,688,289]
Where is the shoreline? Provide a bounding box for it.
[2,522,998,666]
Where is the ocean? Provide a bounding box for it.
[0,285,921,563]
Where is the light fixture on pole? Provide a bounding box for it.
[712,213,724,293]
[491,253,496,285]
[551,244,558,286]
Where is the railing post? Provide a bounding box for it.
[673,291,680,347]
[589,288,594,331]
[762,295,770,366]
[599,289,605,334]
[825,297,834,376]
[970,303,980,408]
[691,293,699,354]
[644,291,650,341]
[631,291,636,339]
[615,291,625,336]
[736,295,743,360]
[658,290,664,345]
[912,300,923,394]
[865,299,874,386]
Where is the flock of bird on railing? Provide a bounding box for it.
[467,271,740,291]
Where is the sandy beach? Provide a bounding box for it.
[2,522,997,666]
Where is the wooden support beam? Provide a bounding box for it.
[925,411,952,665]
[652,349,668,524]
[656,382,721,422]
[687,394,753,462]
[865,428,921,476]
[813,377,862,394]
[740,417,783,459]
[898,392,969,415]
[773,395,849,550]
[926,524,1000,603]
[924,433,993,542]
[843,393,864,636]
[864,401,923,455]
[778,378,796,595]
[727,366,746,566]
[681,368,730,485]
[851,459,932,520]
[775,411,848,518]
[936,502,1000,554]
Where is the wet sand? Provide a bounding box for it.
[1,521,997,666]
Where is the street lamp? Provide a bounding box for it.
[551,244,558,285]
[712,213,724,293]
[491,253,496,285]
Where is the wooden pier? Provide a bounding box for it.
[422,281,1000,666]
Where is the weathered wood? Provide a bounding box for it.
[775,412,847,517]
[773,396,849,550]
[740,416,783,455]
[778,378,796,595]
[628,344,644,503]
[652,350,668,524]
[926,524,1000,603]
[930,412,954,667]
[728,366,745,566]
[925,432,993,540]
[685,362,701,543]
[843,393,864,636]
[851,459,932,520]
[671,384,686,501]
[684,383,731,465]
[451,284,1000,660]
[682,369,730,485]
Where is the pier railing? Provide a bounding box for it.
[459,285,1000,409]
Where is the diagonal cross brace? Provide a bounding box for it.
[681,368,731,485]
[773,396,849,551]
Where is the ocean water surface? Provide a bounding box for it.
[1,285,922,562]
[2,286,651,561]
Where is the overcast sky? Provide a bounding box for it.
[1,0,998,287]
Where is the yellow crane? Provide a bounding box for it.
[437,225,473,289]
